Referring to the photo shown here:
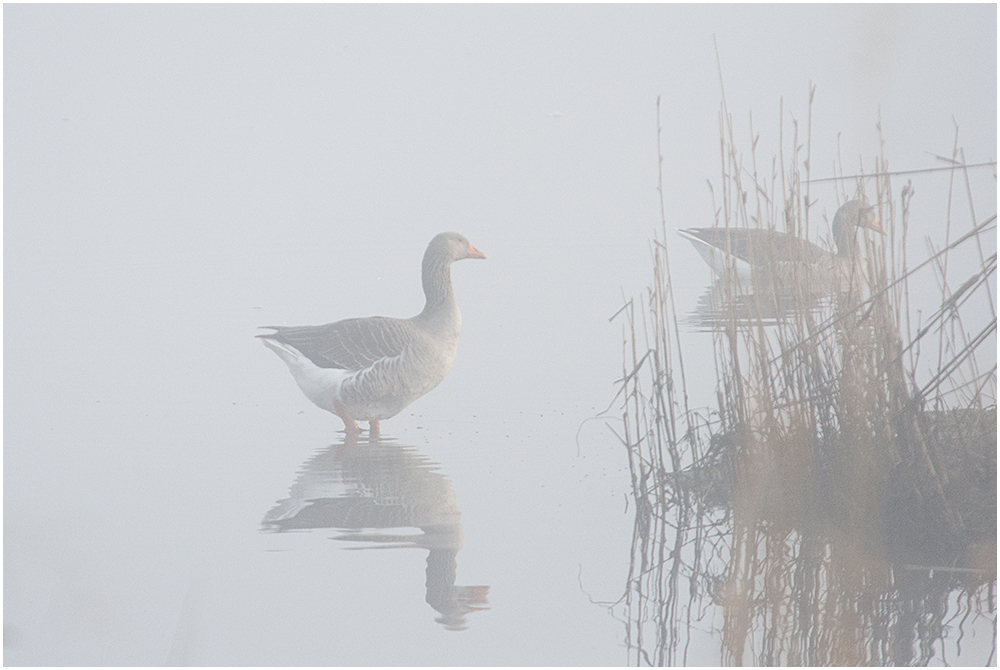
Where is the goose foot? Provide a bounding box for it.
[332,399,361,437]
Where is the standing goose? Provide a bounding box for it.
[259,232,486,437]
[677,200,884,288]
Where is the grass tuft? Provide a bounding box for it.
[610,89,997,666]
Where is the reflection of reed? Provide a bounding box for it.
[610,95,996,665]
[262,438,490,631]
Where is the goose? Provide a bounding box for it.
[677,200,884,289]
[259,232,486,437]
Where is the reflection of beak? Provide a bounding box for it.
[465,585,491,606]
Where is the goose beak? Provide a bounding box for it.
[867,216,886,235]
[466,242,487,259]
[857,204,885,235]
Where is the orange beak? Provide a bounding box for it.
[862,205,885,235]
[467,242,487,259]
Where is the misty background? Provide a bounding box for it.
[4,4,996,665]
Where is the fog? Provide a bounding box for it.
[4,4,996,665]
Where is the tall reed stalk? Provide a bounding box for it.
[611,88,997,665]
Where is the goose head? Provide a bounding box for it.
[425,232,487,265]
[831,200,885,258]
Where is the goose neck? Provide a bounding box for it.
[419,255,459,321]
[832,218,859,259]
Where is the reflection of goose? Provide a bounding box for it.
[259,232,486,437]
[686,282,837,330]
[678,200,883,288]
[263,438,490,631]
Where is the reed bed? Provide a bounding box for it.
[610,92,997,666]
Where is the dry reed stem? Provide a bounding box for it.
[612,84,997,665]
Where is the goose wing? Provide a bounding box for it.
[258,317,414,370]
[679,228,830,265]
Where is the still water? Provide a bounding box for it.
[8,230,992,665]
[5,4,996,666]
[4,235,644,665]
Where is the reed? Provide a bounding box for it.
[610,90,997,665]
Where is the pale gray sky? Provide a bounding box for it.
[5,4,996,664]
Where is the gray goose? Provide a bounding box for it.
[677,200,884,288]
[259,232,486,437]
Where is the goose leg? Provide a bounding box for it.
[369,419,381,439]
[331,398,361,437]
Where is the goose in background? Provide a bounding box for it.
[677,200,884,289]
[259,232,486,437]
